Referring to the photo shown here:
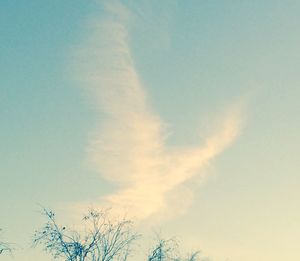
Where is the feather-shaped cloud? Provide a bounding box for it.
[74,1,243,220]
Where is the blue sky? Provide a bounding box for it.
[1,1,300,260]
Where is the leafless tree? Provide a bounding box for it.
[148,237,204,261]
[0,229,12,255]
[148,237,179,261]
[33,208,140,261]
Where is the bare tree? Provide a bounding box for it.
[148,238,179,261]
[33,208,140,261]
[148,237,203,261]
[0,229,12,255]
[0,241,11,255]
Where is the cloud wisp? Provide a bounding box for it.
[74,2,243,221]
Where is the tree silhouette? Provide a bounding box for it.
[148,237,206,261]
[33,208,139,261]
[0,229,12,255]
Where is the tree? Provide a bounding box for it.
[148,238,179,261]
[33,208,140,261]
[0,229,12,255]
[147,237,205,261]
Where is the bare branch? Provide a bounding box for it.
[148,237,179,261]
[0,229,12,256]
[148,237,205,261]
[33,208,139,261]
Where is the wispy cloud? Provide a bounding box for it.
[74,1,243,220]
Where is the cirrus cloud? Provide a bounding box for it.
[73,1,243,221]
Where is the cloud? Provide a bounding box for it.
[73,1,243,221]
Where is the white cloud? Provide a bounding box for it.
[73,1,243,221]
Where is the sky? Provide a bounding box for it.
[1,0,300,260]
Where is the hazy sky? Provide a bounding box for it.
[1,1,300,260]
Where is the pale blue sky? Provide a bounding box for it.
[1,1,300,260]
